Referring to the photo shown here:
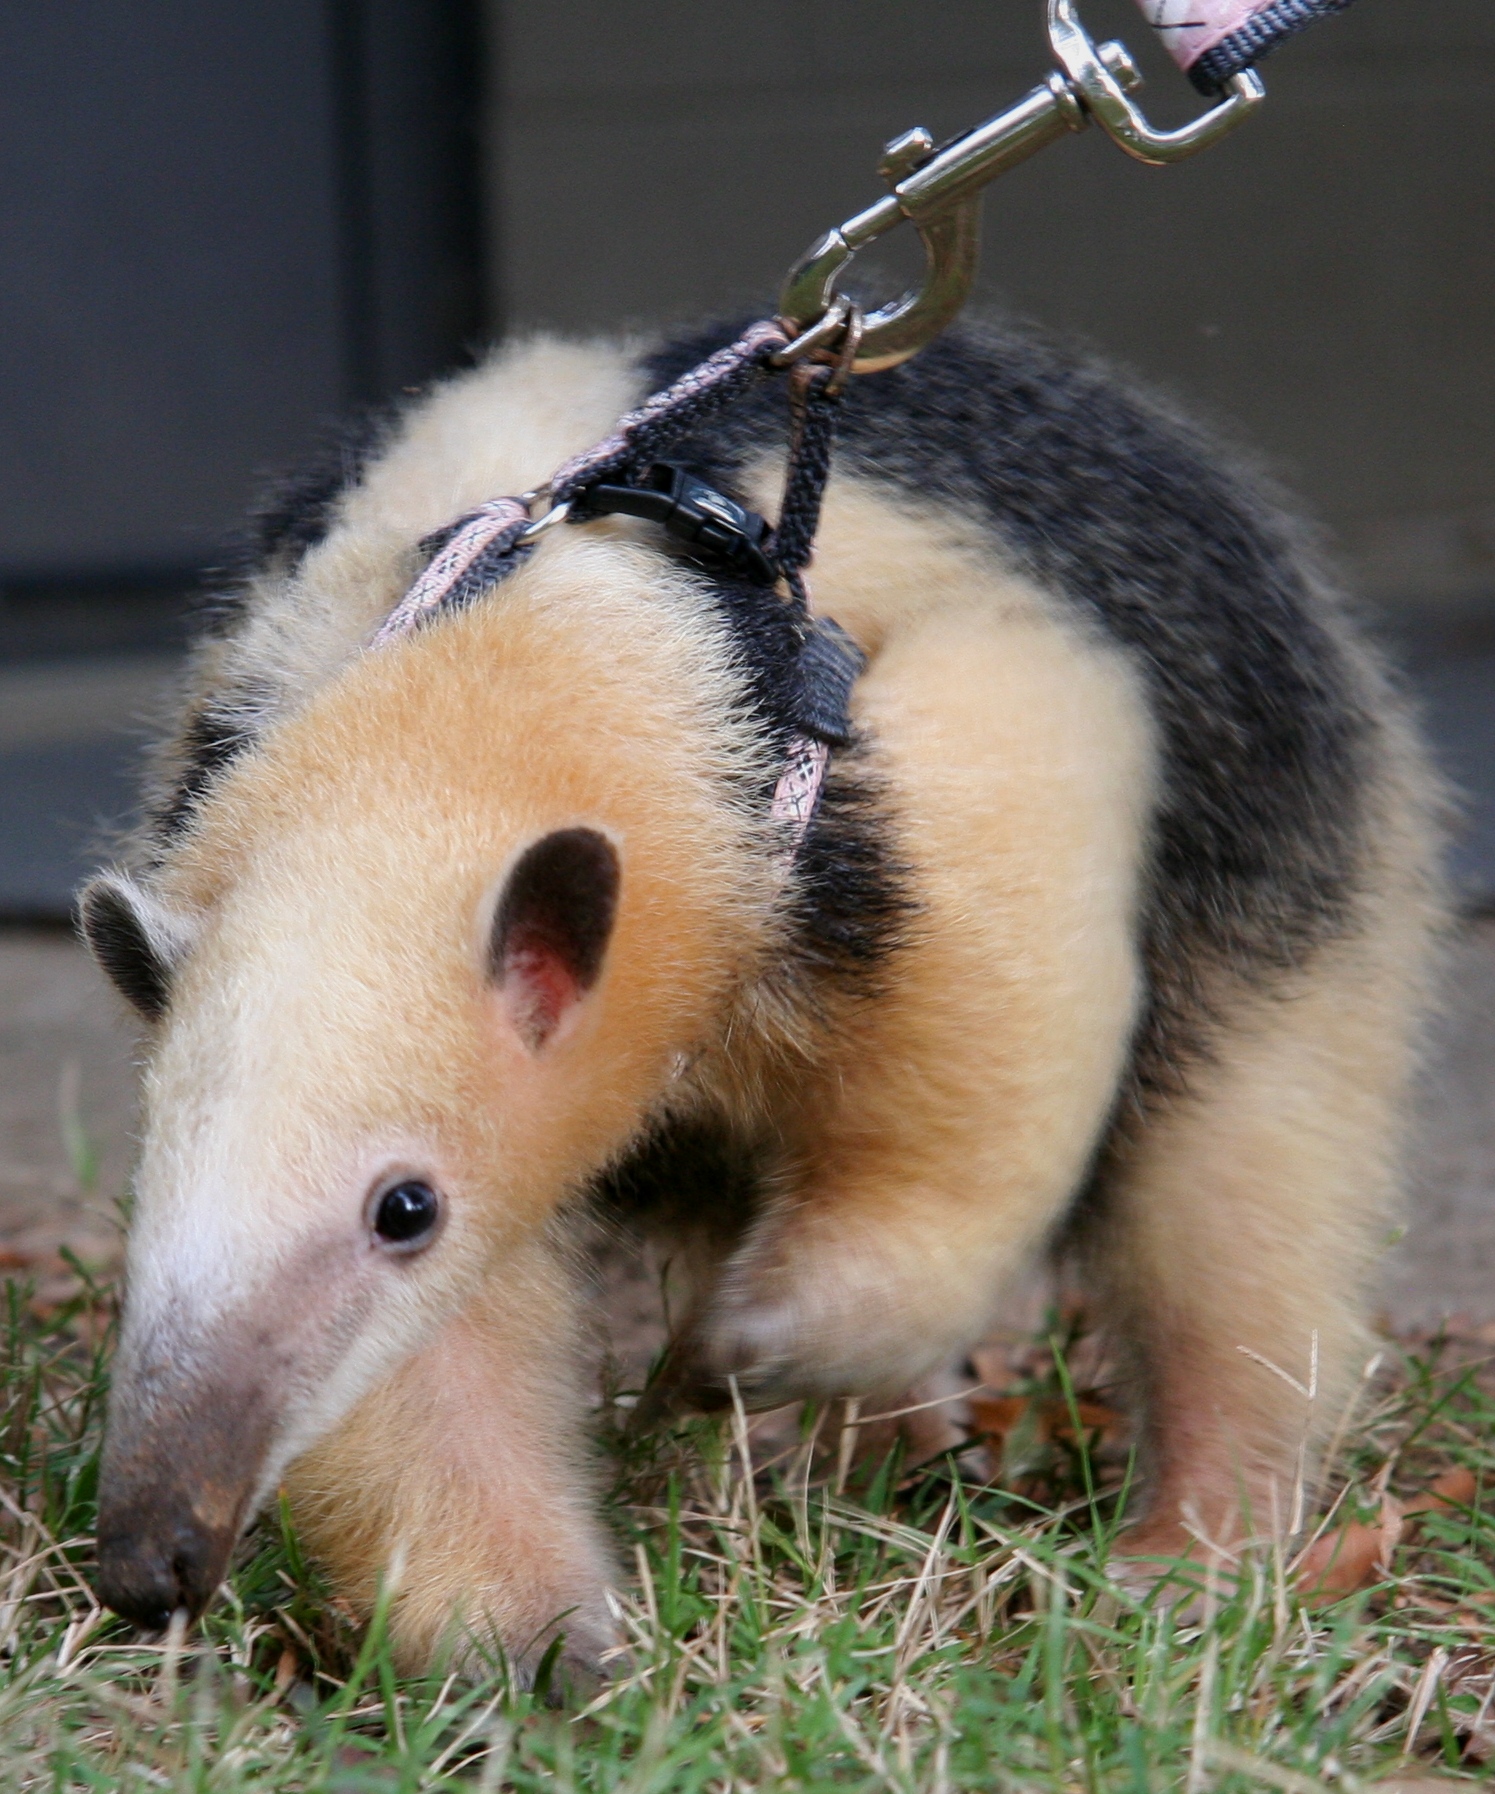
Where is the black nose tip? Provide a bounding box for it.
[96,1510,233,1630]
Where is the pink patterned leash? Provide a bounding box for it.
[1135,0,1356,93]
[372,318,793,645]
[371,315,856,854]
[370,497,532,647]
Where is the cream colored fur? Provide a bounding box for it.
[681,587,1154,1402]
[104,335,1447,1672]
[284,1231,616,1681]
[1091,707,1446,1570]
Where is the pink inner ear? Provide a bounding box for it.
[500,931,584,1049]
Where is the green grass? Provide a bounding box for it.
[1,1267,1492,1792]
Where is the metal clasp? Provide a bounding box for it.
[1047,0,1265,166]
[778,0,1265,376]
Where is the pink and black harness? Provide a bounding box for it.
[371,319,865,853]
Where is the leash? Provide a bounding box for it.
[371,0,1361,854]
[1146,1,1359,95]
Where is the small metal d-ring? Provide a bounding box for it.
[821,303,866,397]
[517,497,571,544]
[770,295,854,367]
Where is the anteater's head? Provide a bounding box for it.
[78,550,765,1631]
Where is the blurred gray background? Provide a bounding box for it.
[2,0,1493,914]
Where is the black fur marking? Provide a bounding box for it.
[592,1118,762,1242]
[79,882,173,1020]
[679,567,805,768]
[148,690,270,852]
[645,317,1376,1098]
[789,747,917,992]
[490,828,621,995]
[145,404,404,848]
[245,403,399,577]
[645,558,915,992]
[193,404,401,644]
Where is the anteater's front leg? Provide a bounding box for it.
[684,600,1155,1408]
[283,1234,616,1683]
[689,954,1135,1408]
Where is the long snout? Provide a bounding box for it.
[96,1488,243,1629]
[96,1347,279,1628]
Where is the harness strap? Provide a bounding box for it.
[770,738,831,847]
[548,319,791,505]
[371,318,862,858]
[773,363,840,613]
[370,497,533,647]
[1138,0,1358,94]
[370,321,781,640]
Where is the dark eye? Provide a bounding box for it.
[372,1180,440,1249]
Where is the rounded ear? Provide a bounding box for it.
[77,873,199,1021]
[488,828,620,1050]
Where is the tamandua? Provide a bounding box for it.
[82,318,1446,1679]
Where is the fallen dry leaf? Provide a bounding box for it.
[1404,1465,1479,1517]
[1299,1492,1403,1597]
[1299,1519,1396,1596]
[965,1393,1126,1457]
[966,1394,1029,1448]
[1049,1398,1126,1448]
[1299,1465,1483,1597]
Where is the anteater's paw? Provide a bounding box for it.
[382,1542,620,1693]
[1108,1511,1259,1615]
[679,1234,971,1413]
[1107,1528,1206,1608]
[625,1295,812,1418]
[515,1629,619,1705]
[513,1599,620,1701]
[388,1574,620,1693]
[680,1291,829,1410]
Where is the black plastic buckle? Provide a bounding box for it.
[574,463,777,585]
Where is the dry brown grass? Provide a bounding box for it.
[0,1270,1492,1791]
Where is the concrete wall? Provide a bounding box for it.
[487,0,1495,614]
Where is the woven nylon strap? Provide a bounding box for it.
[370,317,856,852]
[370,319,792,646]
[773,363,840,612]
[1135,0,1357,93]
